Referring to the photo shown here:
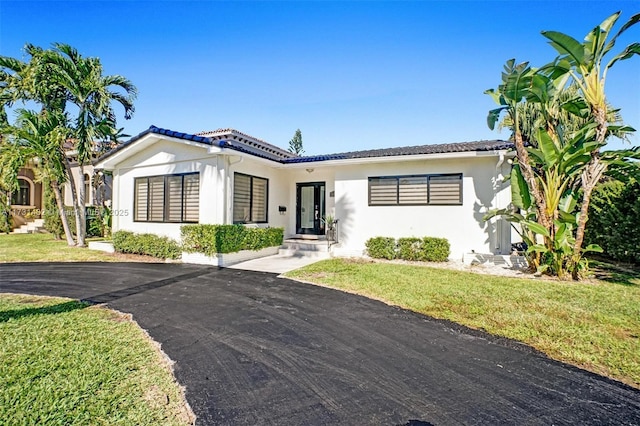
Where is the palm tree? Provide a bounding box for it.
[1,109,75,245]
[41,43,137,246]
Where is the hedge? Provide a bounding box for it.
[112,231,181,259]
[181,224,284,256]
[366,236,450,262]
[365,237,397,260]
[586,180,640,264]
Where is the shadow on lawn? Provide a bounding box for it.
[0,300,88,323]
[589,259,640,287]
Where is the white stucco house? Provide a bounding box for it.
[94,126,515,260]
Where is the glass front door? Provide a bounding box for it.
[296,182,325,235]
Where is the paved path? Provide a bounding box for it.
[229,254,327,274]
[1,262,639,425]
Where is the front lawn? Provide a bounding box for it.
[0,294,193,425]
[286,258,640,388]
[0,233,156,263]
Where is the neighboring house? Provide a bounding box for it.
[10,163,111,231]
[95,126,515,260]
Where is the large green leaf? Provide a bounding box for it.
[607,42,640,70]
[561,98,590,118]
[542,31,586,66]
[522,220,550,237]
[536,128,559,168]
[583,244,604,254]
[510,165,531,210]
[501,60,533,103]
[486,107,507,130]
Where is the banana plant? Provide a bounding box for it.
[542,11,640,277]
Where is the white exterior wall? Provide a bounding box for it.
[330,154,512,260]
[228,156,290,231]
[102,134,512,257]
[110,140,219,241]
[282,167,336,237]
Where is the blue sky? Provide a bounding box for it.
[1,1,638,154]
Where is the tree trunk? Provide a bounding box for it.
[51,180,75,246]
[76,165,87,247]
[571,106,608,279]
[513,131,550,229]
[64,158,84,247]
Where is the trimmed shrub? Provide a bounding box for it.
[586,180,640,264]
[113,230,181,259]
[397,237,422,261]
[243,227,285,251]
[367,236,451,262]
[419,237,450,262]
[181,225,285,256]
[365,237,397,260]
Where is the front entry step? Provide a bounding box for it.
[279,238,331,258]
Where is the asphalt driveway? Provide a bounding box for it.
[1,262,639,425]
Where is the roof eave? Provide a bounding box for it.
[279,149,513,168]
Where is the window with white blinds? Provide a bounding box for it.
[134,173,199,222]
[233,173,268,223]
[368,173,462,206]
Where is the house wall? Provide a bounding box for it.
[110,139,219,240]
[109,140,297,241]
[329,154,512,260]
[228,155,290,231]
[282,167,336,237]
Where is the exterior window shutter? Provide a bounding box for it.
[369,177,398,205]
[251,177,268,222]
[429,174,462,204]
[183,174,200,222]
[134,178,148,221]
[148,176,165,221]
[398,176,428,204]
[166,176,183,222]
[233,174,251,223]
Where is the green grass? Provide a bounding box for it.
[286,258,640,388]
[0,233,147,263]
[0,294,193,425]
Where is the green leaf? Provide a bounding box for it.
[510,165,531,210]
[561,98,590,118]
[522,220,550,237]
[526,244,548,254]
[487,107,507,130]
[607,42,640,70]
[536,128,559,167]
[541,30,586,66]
[583,244,604,253]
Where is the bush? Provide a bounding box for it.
[112,230,181,259]
[367,236,450,262]
[43,186,64,239]
[86,207,104,238]
[181,225,285,256]
[365,237,397,260]
[419,237,450,262]
[587,180,640,264]
[397,237,422,261]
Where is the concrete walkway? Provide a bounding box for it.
[228,253,327,274]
